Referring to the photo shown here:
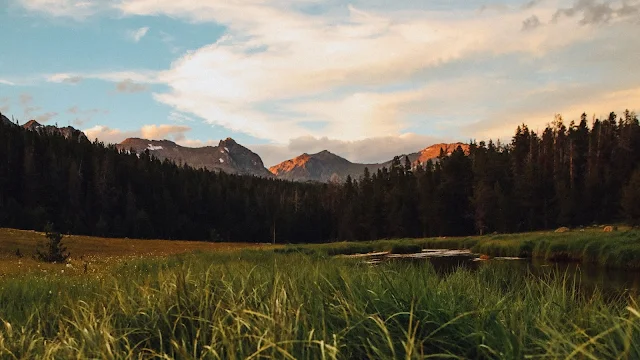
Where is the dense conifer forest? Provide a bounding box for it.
[1,110,639,243]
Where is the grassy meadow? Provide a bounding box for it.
[0,228,267,276]
[1,228,640,358]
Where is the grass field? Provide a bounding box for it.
[0,228,269,276]
[1,227,640,358]
[0,249,639,358]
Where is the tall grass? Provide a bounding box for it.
[307,229,640,270]
[0,250,639,358]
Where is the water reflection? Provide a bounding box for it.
[352,249,640,295]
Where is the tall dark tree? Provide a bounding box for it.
[1,109,639,244]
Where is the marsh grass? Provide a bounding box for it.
[302,228,640,270]
[1,250,639,359]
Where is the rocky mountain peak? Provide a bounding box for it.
[414,143,470,165]
[116,137,272,178]
[220,137,237,145]
[269,150,367,182]
[22,119,87,141]
[23,120,42,130]
[271,142,470,182]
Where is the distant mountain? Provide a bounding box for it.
[22,120,87,141]
[117,137,273,177]
[270,143,470,182]
[269,150,378,182]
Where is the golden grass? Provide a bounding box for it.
[0,228,272,277]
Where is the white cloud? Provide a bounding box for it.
[111,0,601,143]
[140,124,191,141]
[47,73,83,84]
[115,79,148,93]
[84,124,193,144]
[20,0,640,148]
[128,26,149,42]
[169,111,195,123]
[84,125,138,144]
[16,0,110,19]
[0,79,15,86]
[46,70,159,84]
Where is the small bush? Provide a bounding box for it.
[35,223,70,263]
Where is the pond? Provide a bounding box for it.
[346,249,640,295]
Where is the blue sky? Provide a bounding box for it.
[1,0,639,166]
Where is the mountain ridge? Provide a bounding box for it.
[269,150,380,182]
[269,143,470,182]
[1,112,470,182]
[117,137,273,177]
[22,119,88,141]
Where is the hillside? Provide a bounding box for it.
[117,137,273,177]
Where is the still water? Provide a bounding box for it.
[355,250,640,295]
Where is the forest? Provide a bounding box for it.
[0,110,639,243]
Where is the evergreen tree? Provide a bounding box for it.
[622,167,640,226]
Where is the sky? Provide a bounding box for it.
[1,0,639,166]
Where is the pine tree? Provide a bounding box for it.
[622,167,640,226]
[35,223,70,263]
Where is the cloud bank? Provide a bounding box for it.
[15,0,640,165]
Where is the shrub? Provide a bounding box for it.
[622,168,640,225]
[35,223,70,263]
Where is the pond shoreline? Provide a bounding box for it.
[298,227,640,271]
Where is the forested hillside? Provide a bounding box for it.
[0,110,639,243]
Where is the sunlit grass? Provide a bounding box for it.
[0,228,270,276]
[0,250,639,358]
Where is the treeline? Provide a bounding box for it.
[1,111,639,243]
[0,121,333,243]
[337,111,640,239]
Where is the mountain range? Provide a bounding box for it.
[269,142,469,182]
[117,137,272,177]
[0,113,468,182]
[23,120,88,141]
